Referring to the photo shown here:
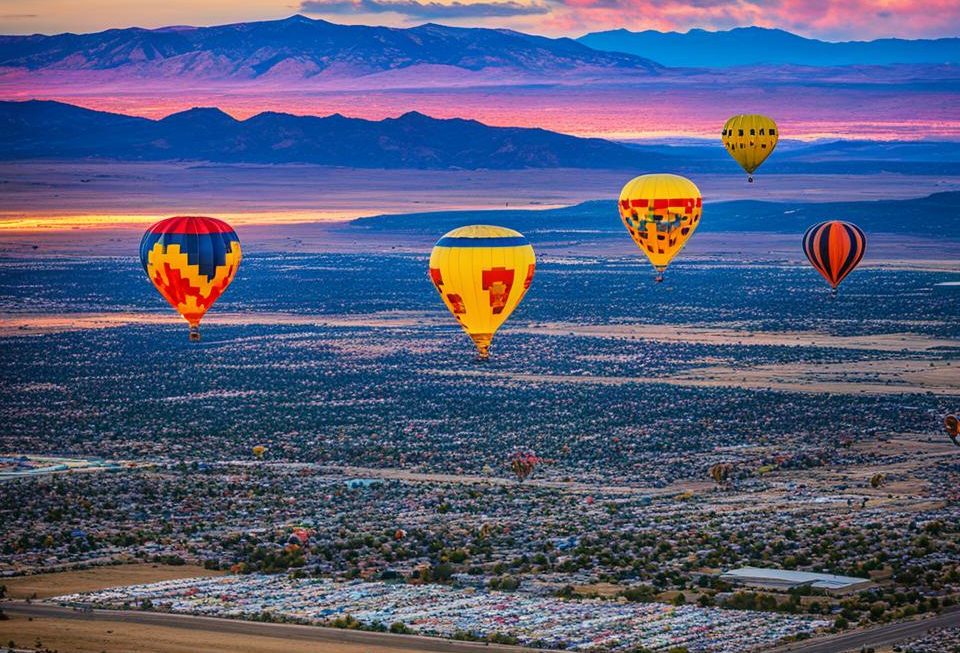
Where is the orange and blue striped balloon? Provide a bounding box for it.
[802,220,865,293]
[140,216,242,340]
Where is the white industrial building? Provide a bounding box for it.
[721,567,874,595]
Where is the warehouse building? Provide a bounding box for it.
[721,567,874,595]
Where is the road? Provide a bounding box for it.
[1,601,555,653]
[5,601,959,653]
[769,607,960,652]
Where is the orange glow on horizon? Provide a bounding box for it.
[10,90,958,143]
[0,211,369,232]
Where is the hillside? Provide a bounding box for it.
[578,26,960,67]
[0,100,652,169]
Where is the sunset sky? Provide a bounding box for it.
[1,0,958,39]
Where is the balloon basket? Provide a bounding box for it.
[470,333,493,361]
[748,176,754,183]
[189,326,201,342]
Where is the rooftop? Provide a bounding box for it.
[722,567,870,590]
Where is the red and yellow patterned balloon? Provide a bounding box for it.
[618,173,703,282]
[140,216,242,340]
[429,225,536,359]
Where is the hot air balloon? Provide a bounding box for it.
[721,114,778,182]
[618,174,702,282]
[709,462,734,487]
[802,221,866,295]
[945,415,959,447]
[428,225,536,359]
[509,450,541,482]
[252,445,267,460]
[140,216,242,341]
[289,528,310,545]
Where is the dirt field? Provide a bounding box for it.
[2,564,224,600]
[516,323,960,353]
[0,613,425,653]
[430,361,960,397]
[0,310,437,337]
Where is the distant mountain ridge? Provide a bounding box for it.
[0,100,653,169]
[5,100,959,173]
[578,26,960,67]
[353,193,960,238]
[0,14,660,81]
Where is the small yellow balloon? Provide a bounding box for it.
[618,173,702,281]
[722,114,778,181]
[429,225,536,359]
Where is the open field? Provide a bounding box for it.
[2,161,959,233]
[2,564,224,599]
[4,311,956,396]
[429,357,960,397]
[0,604,541,653]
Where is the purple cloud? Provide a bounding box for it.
[301,0,550,18]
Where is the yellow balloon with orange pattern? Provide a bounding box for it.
[617,173,703,281]
[429,225,536,359]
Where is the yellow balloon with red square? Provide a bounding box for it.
[429,225,536,359]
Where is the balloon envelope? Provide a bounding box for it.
[802,220,866,290]
[946,415,959,446]
[722,114,778,179]
[140,216,241,340]
[429,225,536,359]
[618,173,702,280]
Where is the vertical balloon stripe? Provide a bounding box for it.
[837,223,866,285]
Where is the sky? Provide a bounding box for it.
[1,0,959,40]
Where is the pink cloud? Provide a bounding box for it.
[540,0,960,40]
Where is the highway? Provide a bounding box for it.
[770,607,960,652]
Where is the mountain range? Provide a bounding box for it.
[5,100,958,173]
[578,26,960,67]
[2,16,955,83]
[0,15,659,81]
[0,100,654,169]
